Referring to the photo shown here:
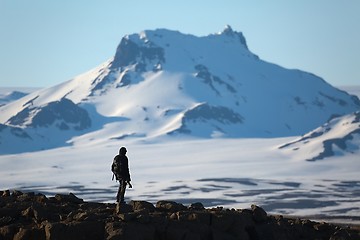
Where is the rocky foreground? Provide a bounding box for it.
[0,190,359,240]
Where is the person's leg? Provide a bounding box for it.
[119,180,127,203]
[116,182,122,202]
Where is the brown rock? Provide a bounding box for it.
[212,228,238,240]
[188,202,204,211]
[211,213,236,232]
[45,221,104,240]
[105,222,124,240]
[0,216,13,226]
[0,208,21,219]
[2,190,10,197]
[21,207,34,219]
[54,193,83,204]
[165,222,188,240]
[330,228,352,240]
[129,200,155,212]
[230,213,254,239]
[251,204,267,223]
[72,212,88,221]
[0,225,17,239]
[156,200,186,212]
[118,212,138,222]
[34,194,48,204]
[187,212,211,225]
[33,205,50,223]
[121,222,156,240]
[16,192,35,202]
[136,210,151,224]
[2,190,360,240]
[11,190,23,197]
[115,202,133,214]
[13,227,46,240]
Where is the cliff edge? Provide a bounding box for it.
[0,190,359,240]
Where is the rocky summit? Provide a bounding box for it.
[0,190,359,240]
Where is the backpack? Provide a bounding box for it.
[111,156,122,180]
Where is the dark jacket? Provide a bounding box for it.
[113,154,131,181]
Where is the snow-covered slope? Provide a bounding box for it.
[1,26,359,154]
[279,111,360,161]
[1,137,359,223]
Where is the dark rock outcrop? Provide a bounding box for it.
[7,98,91,131]
[170,103,244,137]
[0,190,359,240]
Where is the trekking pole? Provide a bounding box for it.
[112,173,114,181]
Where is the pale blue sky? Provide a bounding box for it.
[0,0,359,87]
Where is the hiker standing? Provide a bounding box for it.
[112,147,132,203]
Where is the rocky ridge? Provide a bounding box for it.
[0,190,359,240]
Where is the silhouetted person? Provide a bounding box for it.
[112,146,132,203]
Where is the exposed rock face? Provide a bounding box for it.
[0,190,359,240]
[169,103,244,137]
[111,36,165,71]
[7,98,91,131]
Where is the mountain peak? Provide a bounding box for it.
[221,24,234,35]
[217,25,248,49]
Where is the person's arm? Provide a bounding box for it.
[125,156,131,181]
[125,157,132,188]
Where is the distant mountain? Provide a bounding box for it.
[0,91,28,107]
[0,25,359,154]
[279,111,360,161]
